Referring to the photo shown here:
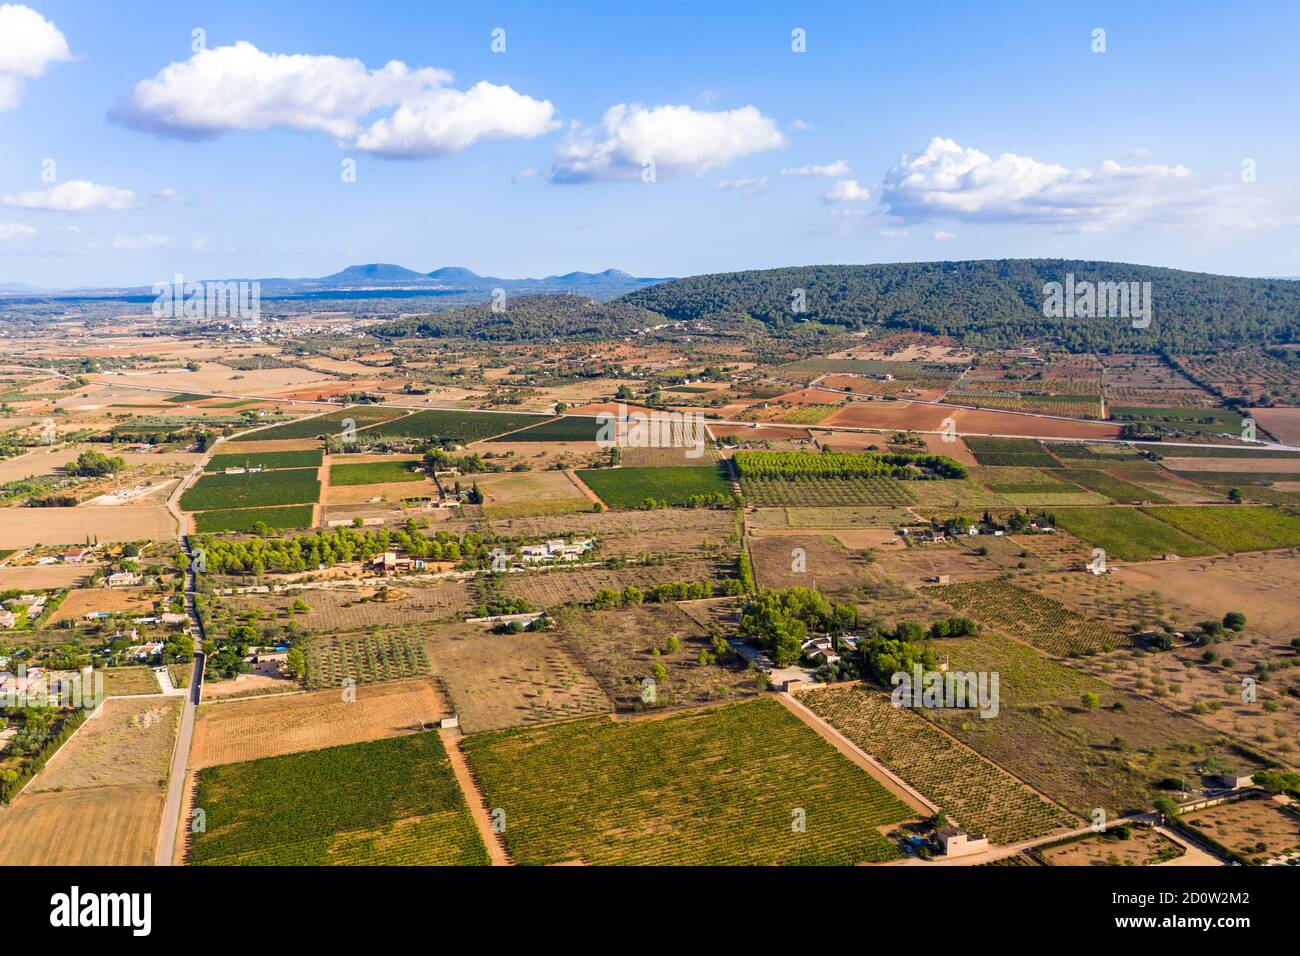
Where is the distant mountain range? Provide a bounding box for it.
[0,265,669,300]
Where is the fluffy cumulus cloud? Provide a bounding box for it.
[551,103,785,182]
[881,136,1267,230]
[0,4,70,110]
[821,179,870,203]
[783,159,849,177]
[2,180,137,211]
[112,41,556,157]
[355,81,557,158]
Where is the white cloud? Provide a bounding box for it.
[933,230,955,240]
[113,41,555,158]
[783,160,849,177]
[191,238,212,252]
[0,222,36,245]
[821,179,871,203]
[879,228,909,238]
[551,103,785,182]
[716,176,768,197]
[1,180,137,211]
[789,119,814,131]
[89,232,172,251]
[0,4,70,110]
[355,81,557,158]
[881,136,1272,229]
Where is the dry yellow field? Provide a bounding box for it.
[0,784,165,865]
[30,696,181,792]
[190,679,447,768]
[0,505,176,549]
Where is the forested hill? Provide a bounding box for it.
[376,293,658,342]
[618,260,1300,353]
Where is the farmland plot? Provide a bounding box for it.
[929,579,1123,656]
[922,634,1265,819]
[225,581,472,633]
[500,557,726,608]
[190,732,489,865]
[801,685,1076,843]
[205,449,322,472]
[191,680,445,768]
[304,630,432,689]
[365,408,548,442]
[181,468,320,511]
[30,696,180,792]
[741,476,917,507]
[575,464,733,508]
[193,505,314,533]
[232,406,404,442]
[422,622,612,732]
[1142,506,1300,553]
[329,459,426,486]
[964,437,1061,468]
[554,603,763,711]
[1052,507,1214,561]
[463,699,914,865]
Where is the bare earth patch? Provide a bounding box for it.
[190,679,446,767]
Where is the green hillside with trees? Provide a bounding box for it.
[619,259,1300,353]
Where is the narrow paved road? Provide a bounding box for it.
[154,536,206,866]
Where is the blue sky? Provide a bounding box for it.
[1,0,1297,287]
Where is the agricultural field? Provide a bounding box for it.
[231,405,404,442]
[180,467,320,511]
[303,629,432,689]
[1178,796,1300,865]
[485,414,596,442]
[801,685,1076,843]
[907,478,1008,508]
[30,696,180,792]
[617,445,723,467]
[1142,505,1300,553]
[205,449,323,472]
[920,632,1266,818]
[963,437,1061,468]
[1052,507,1216,561]
[485,506,737,559]
[190,732,489,865]
[462,699,915,865]
[364,408,548,442]
[749,534,880,603]
[575,464,733,508]
[191,680,446,768]
[929,578,1123,656]
[192,504,315,533]
[1055,468,1171,504]
[476,470,591,519]
[500,556,725,609]
[422,621,612,732]
[329,459,426,485]
[101,666,165,696]
[1035,825,1185,866]
[553,603,763,710]
[1110,405,1244,436]
[742,475,917,507]
[0,784,166,866]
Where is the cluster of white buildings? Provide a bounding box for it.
[0,593,47,629]
[517,538,594,564]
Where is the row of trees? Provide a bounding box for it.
[190,524,489,574]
